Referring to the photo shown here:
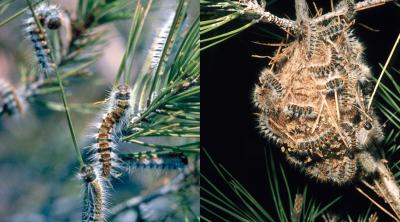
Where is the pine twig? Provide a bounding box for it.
[373,161,400,220]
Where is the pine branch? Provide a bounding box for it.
[122,14,200,153]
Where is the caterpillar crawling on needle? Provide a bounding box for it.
[24,3,62,75]
[87,84,131,179]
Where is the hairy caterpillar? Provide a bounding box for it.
[0,79,24,116]
[305,156,357,184]
[88,84,131,178]
[318,22,346,40]
[306,23,318,59]
[308,44,343,78]
[256,114,282,144]
[284,104,316,119]
[24,3,62,75]
[325,77,345,94]
[253,69,283,112]
[79,165,107,222]
[123,151,188,170]
[149,14,174,71]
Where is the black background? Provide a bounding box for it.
[201,1,400,221]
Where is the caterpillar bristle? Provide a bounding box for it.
[79,165,107,222]
[85,84,132,179]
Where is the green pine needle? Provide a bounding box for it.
[202,148,340,221]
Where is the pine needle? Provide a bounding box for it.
[368,33,400,111]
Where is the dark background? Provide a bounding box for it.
[201,0,400,221]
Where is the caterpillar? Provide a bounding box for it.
[253,70,283,112]
[0,79,24,116]
[284,103,316,119]
[79,165,107,222]
[149,14,174,71]
[256,114,282,144]
[305,156,357,185]
[308,44,343,78]
[345,32,364,59]
[337,0,356,22]
[294,127,341,161]
[123,151,188,170]
[258,70,283,96]
[318,22,346,41]
[89,84,131,178]
[306,22,319,59]
[325,77,345,94]
[24,3,62,75]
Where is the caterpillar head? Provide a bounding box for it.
[80,165,97,183]
[356,119,383,148]
[46,15,62,29]
[45,6,62,29]
[116,84,130,93]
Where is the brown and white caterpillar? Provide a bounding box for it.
[0,75,46,118]
[79,165,107,222]
[24,3,62,75]
[122,151,188,170]
[0,79,24,116]
[87,84,131,178]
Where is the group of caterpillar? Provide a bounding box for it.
[24,3,62,75]
[1,4,63,118]
[87,84,189,176]
[307,43,343,78]
[251,0,388,185]
[80,84,189,221]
